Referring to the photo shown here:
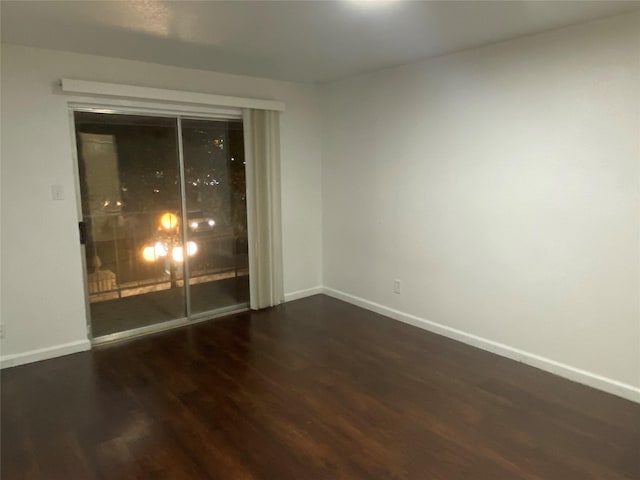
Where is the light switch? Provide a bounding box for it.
[51,184,65,200]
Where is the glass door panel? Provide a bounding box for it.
[180,118,250,315]
[74,112,187,337]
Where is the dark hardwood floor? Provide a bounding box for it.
[2,295,639,479]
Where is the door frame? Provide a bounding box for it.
[68,100,251,345]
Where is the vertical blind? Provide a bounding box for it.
[244,109,284,309]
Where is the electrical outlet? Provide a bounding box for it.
[393,279,401,294]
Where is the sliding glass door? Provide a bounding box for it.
[73,110,249,340]
[181,118,250,316]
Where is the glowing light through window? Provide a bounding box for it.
[172,246,184,262]
[142,246,157,262]
[154,242,168,257]
[160,212,178,230]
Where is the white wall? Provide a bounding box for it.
[0,45,323,362]
[322,13,640,396]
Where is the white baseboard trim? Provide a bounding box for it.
[322,287,640,404]
[284,286,324,302]
[1,339,91,369]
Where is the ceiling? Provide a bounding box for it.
[1,1,639,84]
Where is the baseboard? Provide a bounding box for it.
[1,339,91,369]
[284,286,324,302]
[322,287,640,404]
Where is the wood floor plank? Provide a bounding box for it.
[2,295,638,479]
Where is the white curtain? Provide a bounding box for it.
[244,109,284,309]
